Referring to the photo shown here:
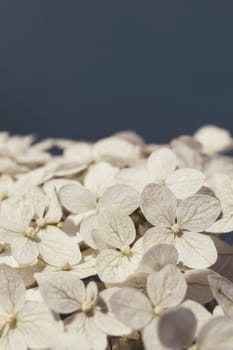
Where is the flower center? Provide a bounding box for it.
[154,304,163,316]
[24,227,39,241]
[8,314,17,329]
[36,218,46,228]
[120,245,132,257]
[171,223,182,236]
[61,262,72,271]
[82,301,95,317]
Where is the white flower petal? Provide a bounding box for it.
[38,226,81,266]
[208,213,233,233]
[147,148,177,180]
[146,265,187,309]
[143,227,175,252]
[99,288,132,336]
[97,208,136,248]
[110,287,153,329]
[142,318,167,350]
[59,184,96,214]
[175,232,217,269]
[84,162,118,198]
[51,333,91,350]
[11,237,39,266]
[0,264,25,313]
[93,137,141,161]
[43,182,63,223]
[138,244,178,274]
[17,301,60,349]
[65,313,108,350]
[194,125,233,154]
[100,184,140,215]
[96,248,141,283]
[197,316,233,350]
[116,166,150,193]
[177,195,221,232]
[35,271,85,313]
[157,308,196,350]
[27,185,48,219]
[181,299,211,334]
[80,213,99,249]
[141,184,177,226]
[166,168,205,199]
[3,328,27,350]
[208,273,233,317]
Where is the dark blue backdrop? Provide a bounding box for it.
[1,1,233,142]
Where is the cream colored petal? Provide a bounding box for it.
[59,184,96,214]
[11,237,39,266]
[17,301,60,349]
[80,213,99,249]
[98,287,132,336]
[94,309,131,337]
[35,271,85,313]
[166,168,205,199]
[181,300,211,334]
[84,162,119,198]
[27,185,48,219]
[64,142,93,163]
[110,287,153,329]
[142,318,168,350]
[85,281,98,304]
[97,208,136,248]
[208,213,233,233]
[147,148,177,180]
[157,308,196,350]
[51,333,91,350]
[100,184,140,215]
[194,125,233,154]
[43,182,63,224]
[37,226,81,266]
[208,273,233,317]
[138,244,178,274]
[197,316,233,350]
[65,313,108,350]
[115,167,150,193]
[140,184,177,226]
[4,328,27,350]
[93,137,141,161]
[0,264,26,313]
[177,195,221,232]
[143,227,175,252]
[146,265,187,309]
[175,232,217,269]
[96,249,141,283]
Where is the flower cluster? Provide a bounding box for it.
[0,125,233,349]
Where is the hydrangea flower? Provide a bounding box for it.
[0,264,59,350]
[141,184,221,268]
[110,264,187,350]
[35,271,131,350]
[116,148,205,199]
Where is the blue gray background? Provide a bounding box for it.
[1,1,233,143]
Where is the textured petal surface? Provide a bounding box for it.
[166,168,205,199]
[177,195,221,232]
[35,272,85,313]
[175,232,217,269]
[110,287,153,330]
[146,265,187,309]
[141,184,177,226]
